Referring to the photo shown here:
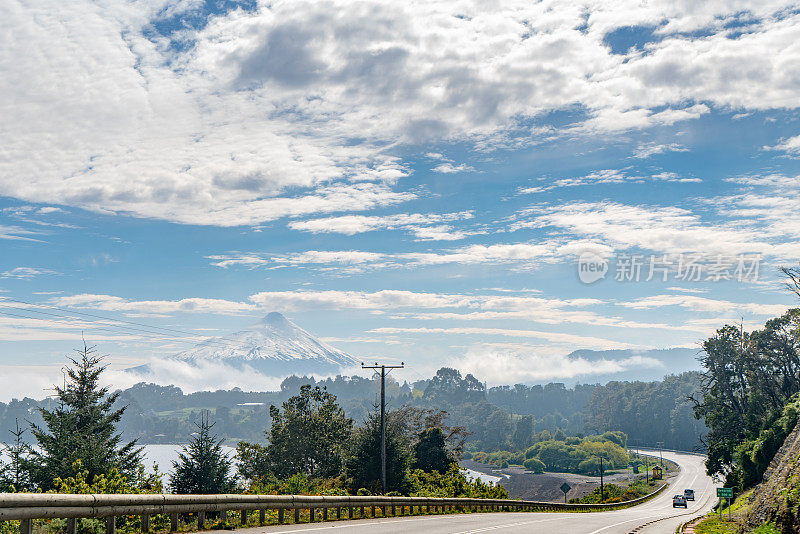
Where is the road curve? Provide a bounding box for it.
[209,451,717,534]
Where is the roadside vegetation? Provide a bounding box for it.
[469,430,629,476]
[569,479,658,504]
[0,343,509,534]
[689,267,800,534]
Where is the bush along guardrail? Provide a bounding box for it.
[0,486,671,534]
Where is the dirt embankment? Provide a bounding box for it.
[744,423,800,533]
[461,459,646,502]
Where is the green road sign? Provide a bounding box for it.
[560,482,571,494]
[717,487,734,499]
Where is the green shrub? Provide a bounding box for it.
[522,458,545,473]
[734,395,800,489]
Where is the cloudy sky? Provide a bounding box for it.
[1,0,799,398]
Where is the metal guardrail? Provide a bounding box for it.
[0,485,669,534]
[635,446,707,458]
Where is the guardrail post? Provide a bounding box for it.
[106,516,116,534]
[67,517,77,534]
[170,513,178,532]
[221,510,228,525]
[294,507,299,524]
[336,507,341,519]
[141,514,150,533]
[20,519,32,534]
[391,504,395,515]
[371,505,376,517]
[348,506,353,519]
[323,507,328,521]
[309,508,315,522]
[197,511,205,529]
[240,510,247,525]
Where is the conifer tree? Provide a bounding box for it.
[25,342,142,489]
[1,418,32,491]
[346,406,412,494]
[170,412,236,494]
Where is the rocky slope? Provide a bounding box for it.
[744,422,800,533]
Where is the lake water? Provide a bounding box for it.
[140,444,237,475]
[462,467,503,484]
[142,445,503,484]
[5,444,503,485]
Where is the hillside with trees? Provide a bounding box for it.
[0,367,707,452]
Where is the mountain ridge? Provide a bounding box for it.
[132,312,360,377]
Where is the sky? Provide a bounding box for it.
[1,0,800,400]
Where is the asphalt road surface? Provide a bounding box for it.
[210,451,717,534]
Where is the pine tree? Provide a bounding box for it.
[345,406,412,494]
[24,342,142,489]
[170,412,236,494]
[1,418,32,491]
[412,428,454,473]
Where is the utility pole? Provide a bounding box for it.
[361,361,404,494]
[656,441,664,467]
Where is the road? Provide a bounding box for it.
[209,451,717,534]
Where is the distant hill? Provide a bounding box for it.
[130,312,360,377]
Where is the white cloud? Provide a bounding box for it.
[106,359,286,395]
[209,240,559,270]
[2,267,60,279]
[452,348,663,384]
[0,225,42,242]
[368,326,637,349]
[618,294,788,316]
[287,211,474,237]
[513,201,783,258]
[2,0,799,225]
[51,294,256,315]
[431,163,475,174]
[633,143,689,159]
[0,360,288,402]
[764,134,800,155]
[652,172,702,183]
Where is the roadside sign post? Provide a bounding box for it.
[560,482,571,503]
[717,488,734,520]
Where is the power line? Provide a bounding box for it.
[1,296,252,343]
[0,308,261,353]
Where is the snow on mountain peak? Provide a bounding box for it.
[172,312,359,376]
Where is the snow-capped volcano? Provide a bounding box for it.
[135,313,360,377]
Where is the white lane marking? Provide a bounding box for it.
[449,517,565,534]
[228,513,564,534]
[586,515,652,534]
[226,513,466,534]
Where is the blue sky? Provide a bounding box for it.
[1,0,800,399]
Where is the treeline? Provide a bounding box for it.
[470,429,629,475]
[0,345,506,504]
[692,306,800,491]
[584,372,707,450]
[0,369,707,452]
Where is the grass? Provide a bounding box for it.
[694,515,739,534]
[692,489,758,534]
